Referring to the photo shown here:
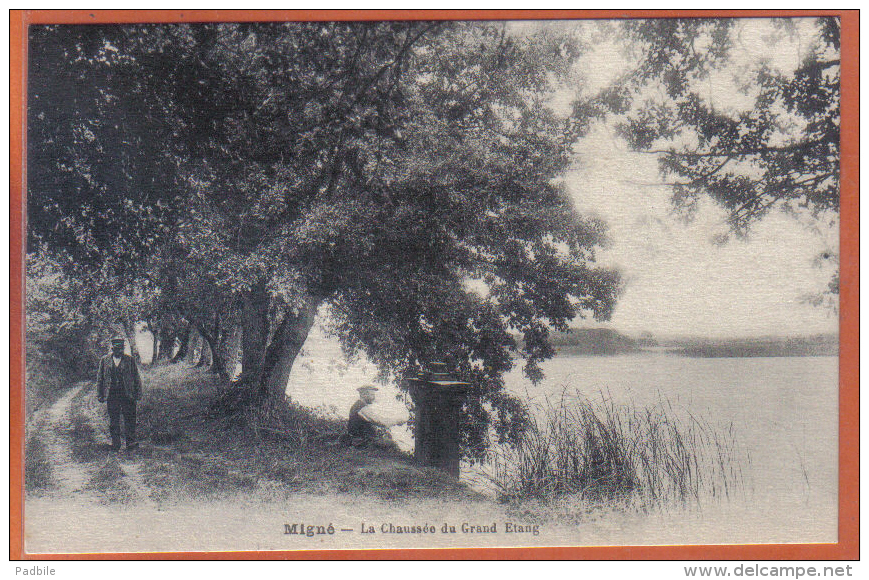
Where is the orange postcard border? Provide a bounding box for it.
[8,9,859,561]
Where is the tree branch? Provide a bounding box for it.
[635,138,828,158]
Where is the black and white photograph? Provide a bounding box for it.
[21,14,843,554]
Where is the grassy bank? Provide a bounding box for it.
[27,364,483,506]
[24,435,55,493]
[25,353,80,418]
[138,366,480,502]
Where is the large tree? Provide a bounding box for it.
[28,21,620,456]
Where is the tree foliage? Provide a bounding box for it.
[28,25,181,278]
[597,17,840,234]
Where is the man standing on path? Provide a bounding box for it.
[96,337,143,452]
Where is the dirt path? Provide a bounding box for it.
[28,382,91,494]
[27,381,153,505]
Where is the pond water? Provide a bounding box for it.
[505,352,838,500]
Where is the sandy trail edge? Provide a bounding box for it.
[29,383,90,494]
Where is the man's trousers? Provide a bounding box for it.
[107,395,137,449]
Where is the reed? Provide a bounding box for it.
[488,389,748,510]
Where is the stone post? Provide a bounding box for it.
[406,362,471,478]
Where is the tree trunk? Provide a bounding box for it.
[219,324,242,378]
[210,286,323,417]
[189,315,221,378]
[171,323,192,363]
[191,326,218,375]
[155,326,174,363]
[240,279,270,386]
[185,327,202,365]
[195,321,209,368]
[259,294,322,404]
[146,318,159,365]
[201,336,215,371]
[121,318,141,364]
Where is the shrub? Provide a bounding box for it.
[25,252,107,417]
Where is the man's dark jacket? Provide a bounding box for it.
[96,353,142,400]
[347,399,377,440]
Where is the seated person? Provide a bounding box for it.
[347,385,378,443]
[345,385,399,448]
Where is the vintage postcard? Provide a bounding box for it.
[10,10,858,559]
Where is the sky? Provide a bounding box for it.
[554,18,840,338]
[567,126,838,338]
